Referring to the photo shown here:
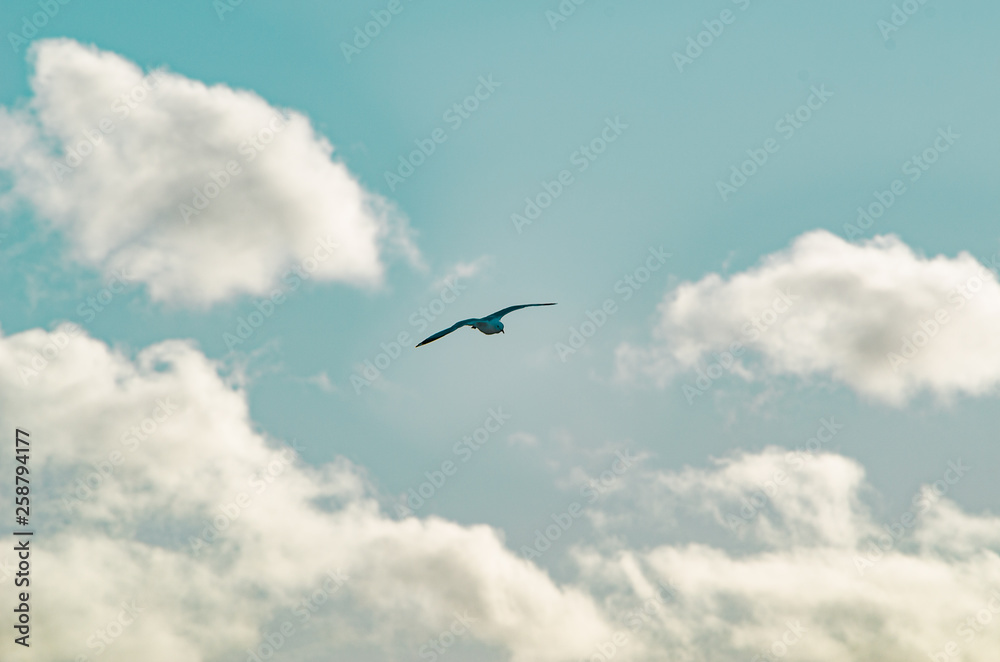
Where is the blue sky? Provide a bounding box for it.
[2,1,1000,661]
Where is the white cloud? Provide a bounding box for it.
[506,431,539,448]
[656,447,872,547]
[430,255,494,292]
[0,39,420,306]
[617,230,1000,405]
[574,449,1000,662]
[0,326,611,662]
[298,370,337,393]
[1,326,999,661]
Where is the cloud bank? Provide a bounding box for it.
[0,326,609,662]
[1,327,999,661]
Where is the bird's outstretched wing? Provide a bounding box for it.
[416,319,482,347]
[485,303,557,321]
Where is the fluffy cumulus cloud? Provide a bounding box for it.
[2,324,1000,661]
[0,39,419,306]
[616,230,1000,405]
[0,326,611,662]
[1,327,999,661]
[573,447,1000,662]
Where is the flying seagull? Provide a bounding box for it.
[416,303,556,347]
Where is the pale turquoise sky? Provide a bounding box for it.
[2,0,998,526]
[1,2,999,658]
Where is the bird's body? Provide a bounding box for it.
[473,320,504,335]
[416,303,556,347]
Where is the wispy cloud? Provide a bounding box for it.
[430,255,494,292]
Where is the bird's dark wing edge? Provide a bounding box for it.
[486,303,557,321]
[415,319,480,347]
